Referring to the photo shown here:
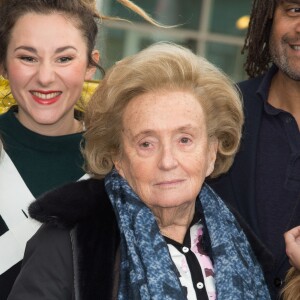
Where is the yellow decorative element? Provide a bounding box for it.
[0,76,100,114]
[0,77,14,114]
[236,15,250,30]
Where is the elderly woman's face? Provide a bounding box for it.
[114,90,217,210]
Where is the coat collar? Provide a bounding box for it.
[29,178,109,228]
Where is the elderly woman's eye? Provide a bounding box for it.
[180,137,191,144]
[140,141,151,148]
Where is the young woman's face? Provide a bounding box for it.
[5,13,98,135]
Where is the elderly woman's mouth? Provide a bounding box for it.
[154,179,186,187]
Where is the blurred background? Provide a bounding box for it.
[96,0,252,82]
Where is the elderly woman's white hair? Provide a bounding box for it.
[84,42,244,178]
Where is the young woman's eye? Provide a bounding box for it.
[57,56,73,63]
[20,56,36,63]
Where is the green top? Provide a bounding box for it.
[0,108,85,197]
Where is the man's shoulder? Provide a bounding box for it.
[237,66,277,98]
[237,75,265,94]
[237,74,268,112]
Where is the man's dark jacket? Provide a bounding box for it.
[209,72,300,299]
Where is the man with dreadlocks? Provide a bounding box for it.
[209,0,300,299]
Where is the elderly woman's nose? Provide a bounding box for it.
[157,145,178,170]
[36,63,56,86]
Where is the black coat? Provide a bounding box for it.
[8,179,120,300]
[9,178,271,300]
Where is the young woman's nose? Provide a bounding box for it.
[36,62,56,86]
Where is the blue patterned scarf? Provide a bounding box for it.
[105,169,271,300]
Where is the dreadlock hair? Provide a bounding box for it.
[242,0,279,78]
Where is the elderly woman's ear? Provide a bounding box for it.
[205,139,218,177]
[113,156,124,177]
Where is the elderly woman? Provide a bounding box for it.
[9,43,271,300]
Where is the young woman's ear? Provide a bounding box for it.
[85,50,100,80]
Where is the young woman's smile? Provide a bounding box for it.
[30,90,62,105]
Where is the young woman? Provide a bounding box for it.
[0,0,156,298]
